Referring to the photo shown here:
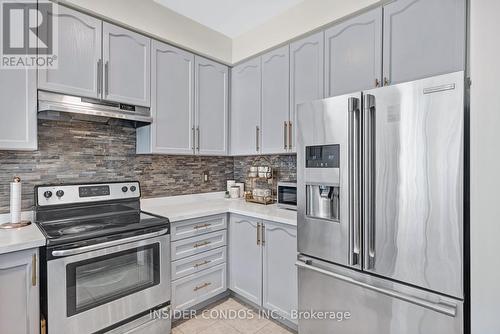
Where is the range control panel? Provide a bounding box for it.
[36,182,140,206]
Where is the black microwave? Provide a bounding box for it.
[277,182,297,210]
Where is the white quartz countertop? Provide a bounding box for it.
[141,192,297,226]
[0,212,46,255]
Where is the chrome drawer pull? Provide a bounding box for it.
[193,282,211,292]
[194,260,211,268]
[194,223,212,230]
[193,241,211,248]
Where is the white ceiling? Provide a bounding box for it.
[153,0,305,38]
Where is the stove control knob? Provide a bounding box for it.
[130,186,137,192]
[56,190,64,198]
[122,186,128,193]
[43,191,52,199]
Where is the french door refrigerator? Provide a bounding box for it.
[296,71,465,334]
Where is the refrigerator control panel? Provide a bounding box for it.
[306,144,339,168]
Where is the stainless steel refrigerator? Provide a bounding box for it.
[296,71,465,334]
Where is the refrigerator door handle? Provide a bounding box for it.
[363,94,376,269]
[295,260,458,317]
[348,97,361,267]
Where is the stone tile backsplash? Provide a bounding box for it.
[0,119,296,214]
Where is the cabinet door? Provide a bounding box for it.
[195,56,229,156]
[229,215,262,305]
[137,41,194,154]
[325,7,382,97]
[290,31,324,152]
[0,67,37,150]
[38,5,102,98]
[0,249,39,334]
[103,22,151,106]
[230,58,261,155]
[262,222,297,323]
[261,45,290,154]
[383,0,466,85]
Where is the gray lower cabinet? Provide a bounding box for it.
[0,249,39,334]
[261,45,290,154]
[137,41,194,154]
[102,22,151,107]
[324,7,382,97]
[170,215,228,312]
[229,215,298,323]
[0,67,37,150]
[38,5,102,98]
[289,31,324,152]
[195,56,229,156]
[382,0,466,85]
[230,58,262,155]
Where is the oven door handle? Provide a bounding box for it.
[51,228,169,257]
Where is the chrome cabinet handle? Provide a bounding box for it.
[348,97,361,267]
[192,127,195,152]
[196,126,200,152]
[32,253,37,286]
[257,223,261,245]
[97,60,102,95]
[261,224,265,246]
[51,228,169,257]
[295,260,457,317]
[363,94,376,269]
[256,126,260,152]
[284,121,288,150]
[193,241,211,248]
[104,61,109,96]
[194,260,211,268]
[193,282,211,292]
[288,121,292,150]
[194,223,211,230]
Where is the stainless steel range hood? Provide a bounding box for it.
[37,91,152,127]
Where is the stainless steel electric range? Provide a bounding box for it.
[35,181,171,334]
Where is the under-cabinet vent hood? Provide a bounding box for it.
[37,91,152,128]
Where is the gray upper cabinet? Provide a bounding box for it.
[195,56,229,156]
[290,31,324,152]
[103,22,151,107]
[261,45,290,155]
[137,41,194,155]
[0,249,39,334]
[383,0,466,85]
[231,57,262,156]
[325,7,382,97]
[0,68,37,150]
[38,6,102,98]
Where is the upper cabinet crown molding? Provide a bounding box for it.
[382,0,466,85]
[102,22,151,107]
[324,7,382,97]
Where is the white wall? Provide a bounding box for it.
[59,0,233,64]
[231,0,379,63]
[470,0,500,333]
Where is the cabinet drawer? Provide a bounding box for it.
[171,246,227,281]
[172,263,227,311]
[171,215,227,241]
[171,230,227,260]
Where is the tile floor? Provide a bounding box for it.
[172,298,295,334]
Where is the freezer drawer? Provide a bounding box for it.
[297,257,463,334]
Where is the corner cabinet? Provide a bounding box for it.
[102,22,151,107]
[0,249,39,334]
[261,45,291,154]
[290,31,324,152]
[324,7,382,97]
[0,67,37,150]
[382,0,466,85]
[230,58,262,156]
[195,56,229,156]
[137,41,194,155]
[229,215,298,323]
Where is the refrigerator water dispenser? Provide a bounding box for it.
[306,185,340,221]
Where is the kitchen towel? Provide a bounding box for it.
[10,177,21,224]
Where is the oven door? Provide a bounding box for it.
[47,232,170,334]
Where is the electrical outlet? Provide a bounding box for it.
[203,171,209,182]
